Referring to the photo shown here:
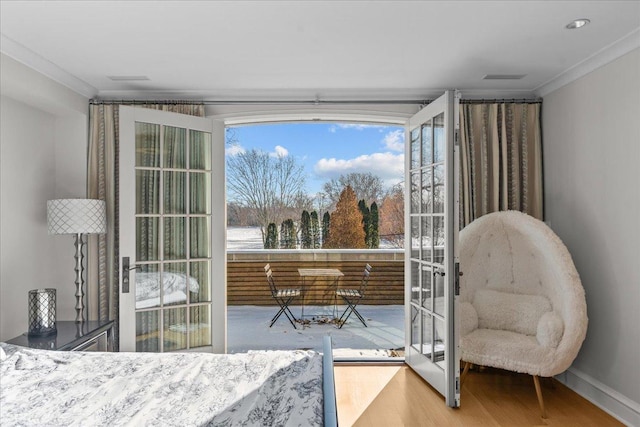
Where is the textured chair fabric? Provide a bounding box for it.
[459,211,588,378]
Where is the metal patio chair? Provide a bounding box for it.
[264,264,301,329]
[336,263,372,328]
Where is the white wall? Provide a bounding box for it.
[543,48,640,424]
[0,54,89,341]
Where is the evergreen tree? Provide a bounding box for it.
[370,202,380,249]
[264,222,278,249]
[280,219,296,249]
[310,211,320,249]
[322,212,331,247]
[323,186,366,249]
[279,220,289,248]
[358,199,371,248]
[300,210,311,249]
[288,219,297,248]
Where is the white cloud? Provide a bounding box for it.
[271,145,289,157]
[383,129,405,152]
[329,123,389,133]
[226,143,245,156]
[314,152,404,185]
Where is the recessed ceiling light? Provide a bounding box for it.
[566,19,590,30]
[107,75,150,81]
[483,74,527,80]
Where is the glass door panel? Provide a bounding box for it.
[136,310,160,352]
[190,260,211,303]
[136,217,159,261]
[410,261,420,305]
[136,170,160,214]
[190,305,212,347]
[405,91,460,407]
[134,121,211,352]
[163,126,186,169]
[164,171,187,214]
[421,265,432,310]
[411,306,420,351]
[163,307,187,351]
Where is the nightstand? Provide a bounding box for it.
[7,320,115,352]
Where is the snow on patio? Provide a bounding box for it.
[227,304,404,358]
[226,227,405,357]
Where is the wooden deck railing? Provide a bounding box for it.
[227,250,405,306]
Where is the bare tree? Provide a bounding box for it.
[227,149,306,242]
[322,172,385,210]
[281,191,314,224]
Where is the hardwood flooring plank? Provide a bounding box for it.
[334,364,624,427]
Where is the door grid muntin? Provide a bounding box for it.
[134,122,213,352]
[409,113,446,365]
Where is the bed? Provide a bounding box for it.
[0,336,337,426]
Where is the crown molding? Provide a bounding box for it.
[455,89,539,99]
[0,33,97,98]
[535,28,640,97]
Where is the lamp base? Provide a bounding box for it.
[73,233,85,323]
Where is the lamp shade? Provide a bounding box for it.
[47,199,107,235]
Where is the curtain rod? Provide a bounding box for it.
[90,97,542,106]
[89,99,432,106]
[460,98,542,104]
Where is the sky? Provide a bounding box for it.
[225,122,405,196]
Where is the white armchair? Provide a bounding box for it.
[459,211,588,418]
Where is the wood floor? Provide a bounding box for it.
[334,364,624,427]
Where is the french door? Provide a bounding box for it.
[404,91,460,406]
[119,106,226,353]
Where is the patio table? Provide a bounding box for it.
[298,268,344,325]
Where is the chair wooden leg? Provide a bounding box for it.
[533,375,547,419]
[460,361,471,387]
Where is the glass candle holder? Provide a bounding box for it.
[28,288,57,337]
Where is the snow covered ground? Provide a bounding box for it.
[227,304,404,358]
[227,226,399,249]
[227,226,265,250]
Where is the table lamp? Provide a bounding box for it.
[47,199,106,322]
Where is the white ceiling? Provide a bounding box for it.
[1,1,639,101]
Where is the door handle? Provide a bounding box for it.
[122,257,140,293]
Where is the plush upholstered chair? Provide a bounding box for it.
[459,211,588,418]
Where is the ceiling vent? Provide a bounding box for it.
[483,74,526,80]
[107,75,150,81]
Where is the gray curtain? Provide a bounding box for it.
[87,102,205,349]
[459,102,543,228]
